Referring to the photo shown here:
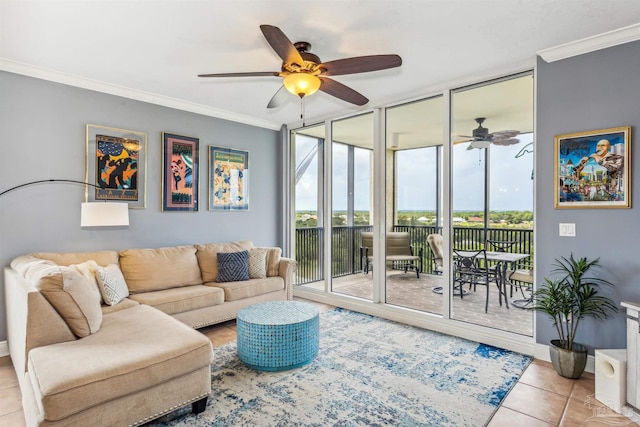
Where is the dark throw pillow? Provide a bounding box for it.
[217,250,250,282]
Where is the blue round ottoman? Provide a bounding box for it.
[236,301,319,371]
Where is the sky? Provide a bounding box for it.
[295,133,534,212]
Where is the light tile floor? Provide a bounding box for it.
[1,298,638,426]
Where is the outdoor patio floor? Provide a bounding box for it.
[298,269,533,336]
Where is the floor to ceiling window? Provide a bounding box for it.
[290,70,535,346]
[331,113,374,300]
[291,124,325,290]
[385,96,443,315]
[450,72,534,336]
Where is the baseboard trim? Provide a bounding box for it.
[0,340,8,358]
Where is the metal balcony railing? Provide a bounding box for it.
[294,225,533,285]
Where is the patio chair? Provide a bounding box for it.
[426,233,444,274]
[360,231,422,278]
[505,263,534,309]
[452,248,501,313]
[486,239,517,252]
[485,238,517,277]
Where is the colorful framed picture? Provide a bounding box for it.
[554,126,631,209]
[162,132,199,212]
[209,146,249,211]
[85,124,147,208]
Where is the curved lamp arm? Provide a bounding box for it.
[0,179,103,197]
[0,179,129,227]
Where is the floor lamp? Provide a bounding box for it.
[0,179,129,227]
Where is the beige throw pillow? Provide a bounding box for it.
[96,264,130,306]
[29,261,102,338]
[248,248,268,279]
[254,247,282,277]
[69,260,102,304]
[11,256,103,337]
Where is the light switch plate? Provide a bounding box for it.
[559,223,576,237]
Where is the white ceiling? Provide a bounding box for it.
[2,1,640,131]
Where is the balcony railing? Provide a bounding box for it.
[294,225,533,285]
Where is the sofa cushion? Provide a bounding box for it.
[11,256,102,338]
[119,245,202,293]
[212,276,285,301]
[248,248,268,279]
[194,240,253,283]
[128,285,224,315]
[32,251,119,267]
[95,264,129,305]
[27,304,213,422]
[217,251,250,282]
[101,298,139,315]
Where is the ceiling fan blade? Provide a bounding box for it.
[318,77,368,106]
[198,71,280,78]
[492,138,521,146]
[317,54,402,76]
[260,24,304,66]
[490,130,520,138]
[267,85,290,109]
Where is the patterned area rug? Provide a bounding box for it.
[150,308,531,427]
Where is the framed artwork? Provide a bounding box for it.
[554,126,631,209]
[162,132,199,212]
[209,146,249,211]
[85,124,147,208]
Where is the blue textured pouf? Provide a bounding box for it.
[236,301,320,371]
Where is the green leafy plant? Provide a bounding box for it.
[529,254,618,350]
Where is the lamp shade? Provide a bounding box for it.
[81,202,129,227]
[283,73,321,98]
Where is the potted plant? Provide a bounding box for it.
[529,254,618,378]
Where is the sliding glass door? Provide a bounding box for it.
[292,124,325,291]
[290,70,534,341]
[330,113,374,300]
[450,72,534,336]
[385,96,444,315]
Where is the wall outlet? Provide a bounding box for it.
[559,223,576,237]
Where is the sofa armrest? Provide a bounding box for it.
[277,257,297,300]
[4,267,75,377]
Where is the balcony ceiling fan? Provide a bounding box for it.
[456,118,521,150]
[198,24,402,109]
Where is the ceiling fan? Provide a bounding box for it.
[456,118,521,150]
[198,24,402,109]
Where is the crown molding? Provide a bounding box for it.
[537,23,640,63]
[0,58,282,131]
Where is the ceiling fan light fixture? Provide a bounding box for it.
[470,140,491,149]
[283,73,321,98]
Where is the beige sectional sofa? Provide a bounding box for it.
[4,240,295,426]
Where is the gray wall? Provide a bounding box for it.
[535,40,640,352]
[0,71,282,342]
